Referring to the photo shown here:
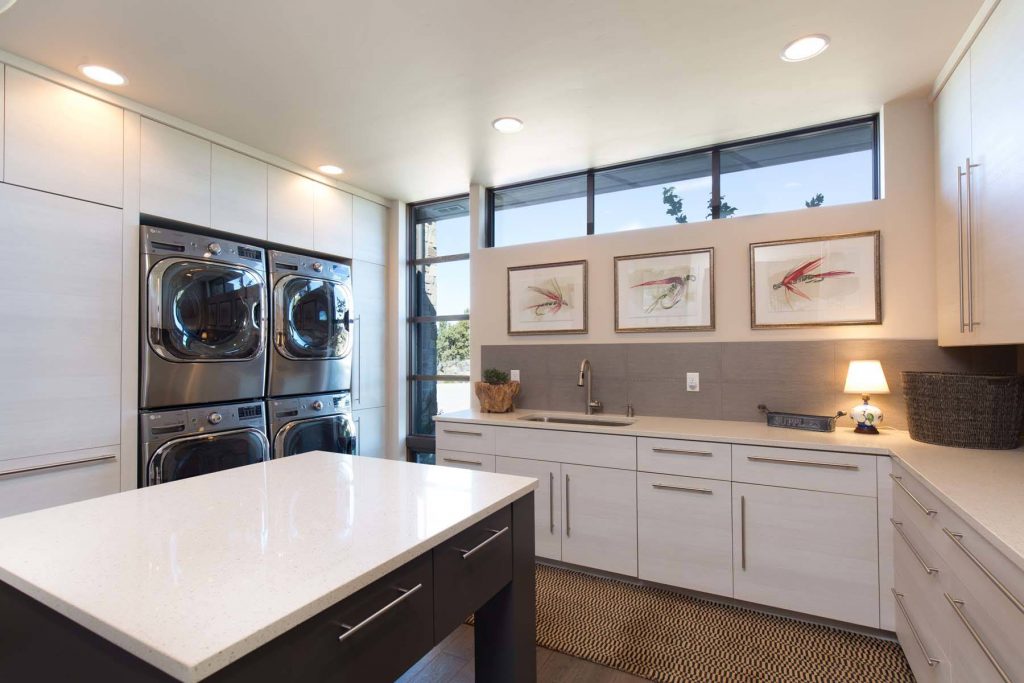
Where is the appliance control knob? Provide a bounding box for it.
[312,262,324,272]
[310,400,324,411]
[207,412,223,425]
[208,242,222,255]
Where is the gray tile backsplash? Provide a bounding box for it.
[482,340,1019,429]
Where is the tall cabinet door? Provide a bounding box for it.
[561,464,637,577]
[934,55,974,346]
[353,407,386,458]
[352,260,386,410]
[968,0,1024,345]
[495,456,562,560]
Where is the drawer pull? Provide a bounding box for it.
[651,447,713,457]
[442,429,483,437]
[890,474,937,517]
[890,519,939,576]
[565,474,571,538]
[746,455,858,471]
[943,527,1024,616]
[891,588,940,668]
[740,495,747,571]
[652,483,713,495]
[442,457,483,466]
[549,472,555,534]
[455,526,509,560]
[944,593,1011,683]
[0,453,117,479]
[337,583,423,643]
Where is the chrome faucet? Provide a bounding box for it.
[577,359,602,415]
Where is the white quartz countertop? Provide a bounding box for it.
[0,452,536,682]
[437,409,1024,572]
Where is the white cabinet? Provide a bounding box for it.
[353,407,386,459]
[0,185,121,462]
[0,447,121,518]
[268,167,316,249]
[352,259,387,410]
[140,118,212,225]
[314,184,353,258]
[3,68,123,207]
[437,450,495,472]
[353,196,388,265]
[436,424,497,453]
[732,483,880,628]
[493,427,635,470]
[211,145,267,241]
[637,471,732,596]
[495,456,561,560]
[561,463,637,577]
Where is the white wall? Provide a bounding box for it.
[469,95,936,367]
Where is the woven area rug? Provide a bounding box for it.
[530,563,914,683]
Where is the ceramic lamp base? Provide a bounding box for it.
[853,423,880,435]
[850,397,883,435]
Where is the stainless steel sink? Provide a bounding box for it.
[518,414,635,427]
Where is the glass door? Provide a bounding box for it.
[275,415,357,457]
[149,429,270,485]
[275,276,353,360]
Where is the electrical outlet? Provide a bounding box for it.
[686,372,700,392]
[510,369,521,382]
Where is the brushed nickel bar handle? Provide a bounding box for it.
[455,526,509,559]
[353,315,362,403]
[740,495,747,571]
[354,416,361,456]
[747,455,858,471]
[957,164,967,333]
[891,589,940,668]
[565,474,571,538]
[965,159,980,332]
[890,474,938,517]
[652,447,713,457]
[549,472,555,534]
[945,593,1010,683]
[442,457,483,466]
[652,483,713,495]
[0,453,117,479]
[891,519,939,576]
[944,527,1024,616]
[337,583,423,643]
[441,429,483,436]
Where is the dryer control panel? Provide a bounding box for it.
[142,400,267,448]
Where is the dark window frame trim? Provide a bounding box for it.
[484,113,880,246]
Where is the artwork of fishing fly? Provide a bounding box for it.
[507,260,588,335]
[749,231,881,329]
[614,248,714,332]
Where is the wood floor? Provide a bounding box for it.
[396,624,649,683]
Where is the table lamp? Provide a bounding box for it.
[844,360,889,434]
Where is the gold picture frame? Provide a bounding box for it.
[614,248,715,332]
[507,260,588,335]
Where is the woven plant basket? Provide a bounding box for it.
[902,371,1024,449]
[474,381,520,413]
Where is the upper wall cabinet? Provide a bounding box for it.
[314,184,353,258]
[353,196,388,265]
[211,145,268,241]
[268,167,316,250]
[4,68,123,207]
[141,118,212,226]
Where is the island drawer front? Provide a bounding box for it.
[436,423,496,454]
[437,450,496,472]
[637,438,730,480]
[732,445,877,496]
[493,426,636,470]
[433,505,513,637]
[890,464,948,534]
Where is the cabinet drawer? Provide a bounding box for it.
[436,450,495,472]
[494,426,635,470]
[941,569,1021,683]
[890,464,948,536]
[637,438,730,480]
[436,423,496,454]
[732,445,877,496]
[433,506,513,637]
[0,447,120,518]
[892,548,950,683]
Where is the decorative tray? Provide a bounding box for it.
[757,405,846,433]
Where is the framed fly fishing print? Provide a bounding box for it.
[614,248,714,332]
[507,260,588,335]
[749,231,881,329]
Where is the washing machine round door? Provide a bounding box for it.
[149,428,270,485]
[275,276,353,360]
[275,415,356,457]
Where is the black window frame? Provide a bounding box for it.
[485,114,880,246]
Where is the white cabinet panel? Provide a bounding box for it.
[4,68,123,207]
[267,167,315,250]
[732,444,877,497]
[437,450,495,472]
[561,463,637,577]
[436,423,497,454]
[877,457,895,631]
[0,185,121,461]
[495,456,561,560]
[733,483,880,628]
[140,118,211,225]
[493,427,635,470]
[211,145,267,240]
[637,437,730,480]
[0,66,4,179]
[353,407,386,459]
[353,196,388,265]
[314,184,353,258]
[0,446,121,518]
[352,259,386,410]
[637,471,732,596]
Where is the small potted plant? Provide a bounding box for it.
[474,368,521,413]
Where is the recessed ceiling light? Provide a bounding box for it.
[492,117,524,134]
[0,0,18,15]
[78,64,127,86]
[318,164,344,175]
[780,34,830,62]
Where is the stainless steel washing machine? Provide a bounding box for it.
[140,225,268,409]
[140,399,270,486]
[267,250,353,397]
[266,392,356,459]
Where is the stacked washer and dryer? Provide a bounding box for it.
[139,225,357,487]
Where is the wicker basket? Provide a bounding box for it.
[902,371,1024,449]
[474,381,520,413]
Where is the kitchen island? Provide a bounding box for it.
[0,451,538,682]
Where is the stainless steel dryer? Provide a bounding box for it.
[140,225,268,409]
[268,251,353,397]
[267,392,356,458]
[140,399,270,486]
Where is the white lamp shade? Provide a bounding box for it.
[844,360,890,394]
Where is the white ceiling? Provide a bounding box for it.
[0,0,979,202]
